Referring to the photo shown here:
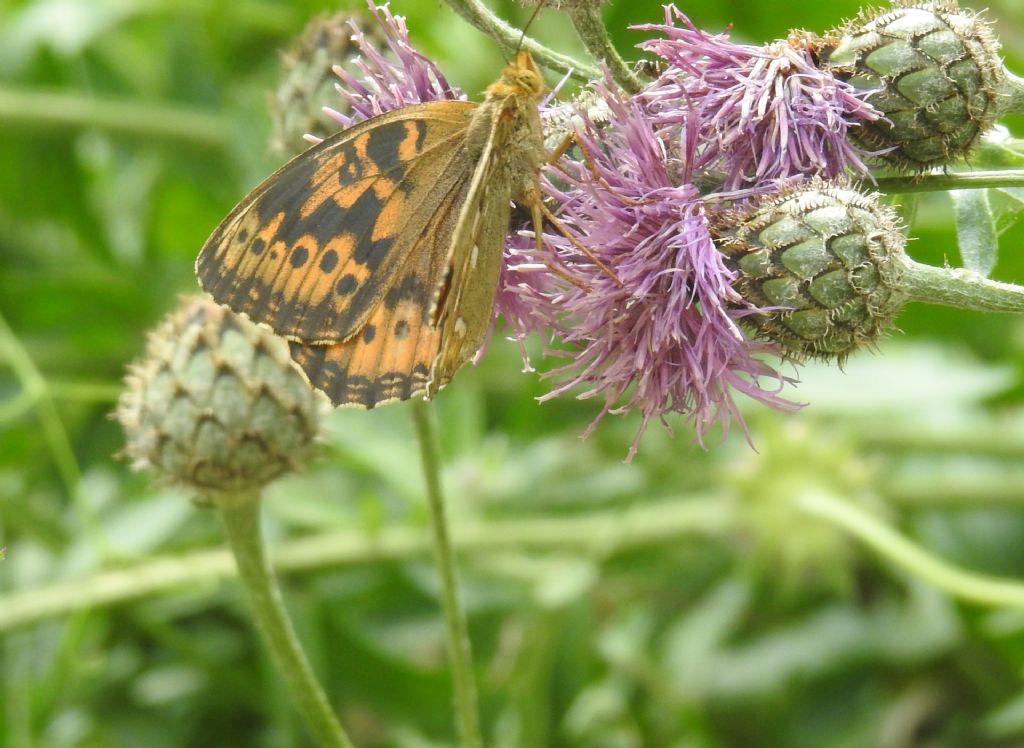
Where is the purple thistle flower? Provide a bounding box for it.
[635,6,879,190]
[306,2,804,457]
[321,3,464,130]
[512,83,799,459]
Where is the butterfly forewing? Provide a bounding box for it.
[196,102,476,344]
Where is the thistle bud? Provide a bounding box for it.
[718,181,909,361]
[819,1,1007,170]
[117,296,322,497]
[270,11,380,155]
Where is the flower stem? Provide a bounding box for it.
[874,169,1024,193]
[0,86,228,147]
[216,494,354,748]
[797,490,1024,608]
[442,0,600,82]
[999,70,1024,116]
[410,399,483,748]
[565,4,642,93]
[0,496,733,634]
[895,255,1024,313]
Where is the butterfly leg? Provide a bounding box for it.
[548,132,655,208]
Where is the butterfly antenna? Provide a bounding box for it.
[517,1,546,52]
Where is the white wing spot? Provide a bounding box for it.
[455,318,467,337]
[470,244,479,269]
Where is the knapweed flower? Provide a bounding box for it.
[117,297,323,497]
[635,6,880,189]
[716,179,909,361]
[820,0,1012,170]
[322,3,464,130]
[271,10,384,154]
[510,83,799,459]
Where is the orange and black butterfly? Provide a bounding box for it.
[196,50,547,407]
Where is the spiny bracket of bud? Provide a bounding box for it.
[270,10,382,155]
[117,296,323,498]
[819,1,1008,170]
[717,180,910,362]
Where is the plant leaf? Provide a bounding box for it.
[951,189,998,276]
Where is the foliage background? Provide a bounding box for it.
[3,0,1024,745]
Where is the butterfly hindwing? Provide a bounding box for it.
[196,102,477,344]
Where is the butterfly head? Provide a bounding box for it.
[487,49,545,102]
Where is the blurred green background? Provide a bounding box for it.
[3,0,1024,746]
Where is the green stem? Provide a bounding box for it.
[860,423,1024,457]
[216,494,354,748]
[566,4,641,93]
[442,0,600,82]
[0,495,732,633]
[887,472,1024,506]
[47,380,125,403]
[874,170,1024,193]
[0,314,106,550]
[895,255,1024,313]
[797,491,1024,608]
[410,399,483,748]
[0,86,228,148]
[999,70,1024,116]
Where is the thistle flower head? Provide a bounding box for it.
[323,3,464,129]
[513,83,799,459]
[117,297,323,497]
[819,0,1008,170]
[635,6,880,189]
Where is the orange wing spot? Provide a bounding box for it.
[372,177,398,200]
[372,191,407,242]
[268,240,287,261]
[325,233,357,257]
[379,299,431,374]
[333,180,373,210]
[256,211,285,243]
[350,133,380,178]
[398,121,422,161]
[312,151,351,187]
[301,172,342,219]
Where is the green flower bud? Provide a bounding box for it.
[718,180,909,361]
[270,11,381,156]
[820,1,1007,170]
[117,296,322,497]
[730,419,878,596]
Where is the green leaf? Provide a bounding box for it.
[951,189,998,276]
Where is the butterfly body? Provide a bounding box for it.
[196,51,546,407]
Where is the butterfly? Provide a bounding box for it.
[196,50,548,407]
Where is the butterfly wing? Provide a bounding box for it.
[287,170,471,406]
[196,101,477,344]
[286,100,519,407]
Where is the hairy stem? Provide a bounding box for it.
[566,4,641,93]
[999,70,1024,116]
[217,494,354,748]
[874,169,1024,193]
[443,0,600,82]
[896,255,1024,313]
[410,400,483,748]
